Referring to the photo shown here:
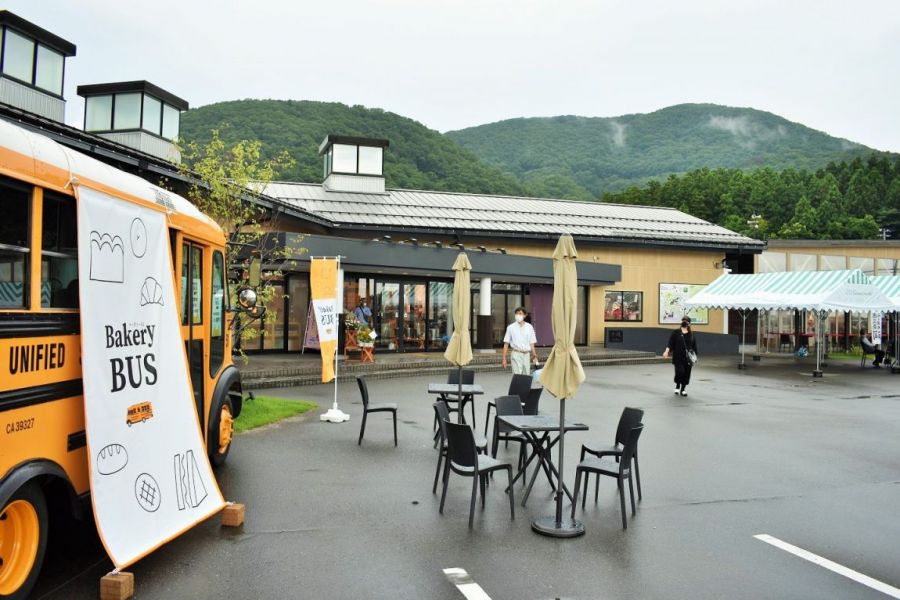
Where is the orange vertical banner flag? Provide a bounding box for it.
[310,258,339,383]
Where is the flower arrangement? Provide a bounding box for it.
[345,314,360,331]
[357,325,376,345]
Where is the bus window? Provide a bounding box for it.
[181,240,205,426]
[181,244,189,324]
[209,250,225,377]
[191,246,202,324]
[181,242,203,325]
[0,178,31,308]
[42,192,79,308]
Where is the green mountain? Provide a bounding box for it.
[445,103,879,198]
[180,99,528,195]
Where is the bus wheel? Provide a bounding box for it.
[0,483,48,600]
[209,396,234,468]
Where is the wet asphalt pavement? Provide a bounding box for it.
[33,357,900,599]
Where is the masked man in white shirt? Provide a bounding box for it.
[502,307,538,375]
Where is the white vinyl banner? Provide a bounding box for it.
[77,186,225,568]
[312,299,338,343]
[872,311,883,342]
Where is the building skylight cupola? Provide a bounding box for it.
[77,80,189,163]
[0,10,76,122]
[319,135,389,194]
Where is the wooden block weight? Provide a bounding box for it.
[222,503,245,527]
[100,571,134,600]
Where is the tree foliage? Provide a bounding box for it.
[179,128,292,236]
[602,155,900,240]
[177,129,297,352]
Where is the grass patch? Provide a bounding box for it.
[824,351,863,360]
[235,396,317,434]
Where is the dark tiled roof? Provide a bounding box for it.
[264,181,765,251]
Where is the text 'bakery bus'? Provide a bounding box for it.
[0,119,245,599]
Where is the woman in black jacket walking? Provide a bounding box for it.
[663,317,698,396]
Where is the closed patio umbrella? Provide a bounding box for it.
[535,234,586,537]
[444,252,473,422]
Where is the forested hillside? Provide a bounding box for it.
[446,104,879,198]
[601,155,900,240]
[181,99,899,239]
[180,100,528,195]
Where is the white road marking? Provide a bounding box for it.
[443,567,493,600]
[755,534,900,598]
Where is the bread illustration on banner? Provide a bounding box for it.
[173,449,209,510]
[134,472,161,512]
[139,277,164,306]
[96,443,128,475]
[89,231,124,283]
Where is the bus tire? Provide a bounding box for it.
[0,482,48,600]
[208,395,234,468]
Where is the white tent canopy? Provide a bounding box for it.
[685,269,897,373]
[869,275,900,308]
[682,272,780,311]
[685,269,896,313]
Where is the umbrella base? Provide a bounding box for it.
[737,362,749,370]
[812,370,824,378]
[320,408,351,423]
[531,516,585,538]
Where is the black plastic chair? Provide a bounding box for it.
[523,386,542,416]
[859,341,884,367]
[435,369,476,427]
[572,425,644,530]
[860,345,873,367]
[433,401,488,494]
[490,396,528,474]
[484,373,534,435]
[580,407,644,500]
[356,376,398,446]
[440,420,515,528]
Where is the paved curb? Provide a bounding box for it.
[241,354,667,390]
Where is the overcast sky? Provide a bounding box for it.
[9,0,900,151]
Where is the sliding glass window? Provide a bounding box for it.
[2,29,34,83]
[35,45,63,95]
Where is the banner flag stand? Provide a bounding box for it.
[310,255,350,423]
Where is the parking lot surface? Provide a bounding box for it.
[35,357,900,599]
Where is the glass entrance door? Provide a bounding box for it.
[402,282,427,351]
[374,280,427,352]
[374,282,400,350]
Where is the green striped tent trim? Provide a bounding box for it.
[869,275,900,303]
[686,268,893,311]
[762,269,869,296]
[685,272,777,310]
[700,272,778,296]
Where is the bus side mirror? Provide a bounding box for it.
[234,284,265,320]
[238,287,258,310]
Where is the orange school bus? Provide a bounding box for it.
[0,119,245,599]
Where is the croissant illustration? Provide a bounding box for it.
[140,277,164,306]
